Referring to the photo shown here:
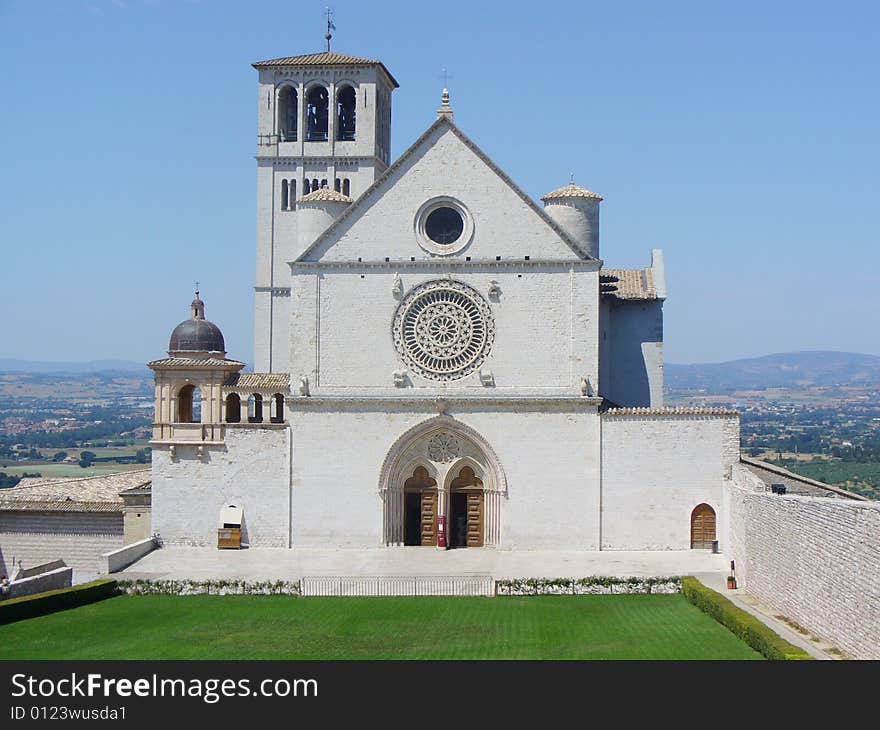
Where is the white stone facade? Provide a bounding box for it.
[150,50,740,559]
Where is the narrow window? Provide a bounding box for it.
[271,393,285,423]
[304,178,311,195]
[306,85,329,141]
[336,85,356,141]
[281,179,289,210]
[321,178,327,189]
[248,393,263,423]
[312,178,319,191]
[278,86,298,142]
[289,179,296,209]
[334,178,341,192]
[342,178,350,197]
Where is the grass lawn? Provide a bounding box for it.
[0,594,762,660]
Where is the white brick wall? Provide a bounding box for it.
[0,511,123,583]
[727,477,880,659]
[290,267,598,393]
[289,405,601,549]
[152,427,291,547]
[600,414,738,550]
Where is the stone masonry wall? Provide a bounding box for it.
[727,475,880,659]
[0,511,123,583]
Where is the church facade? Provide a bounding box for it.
[148,51,739,553]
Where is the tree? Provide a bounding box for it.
[52,451,68,462]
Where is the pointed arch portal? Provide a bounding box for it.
[379,417,506,547]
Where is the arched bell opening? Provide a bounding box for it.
[306,85,329,141]
[225,393,241,423]
[176,384,201,424]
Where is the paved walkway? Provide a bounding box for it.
[118,545,728,581]
[694,572,837,660]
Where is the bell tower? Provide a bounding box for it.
[252,50,399,373]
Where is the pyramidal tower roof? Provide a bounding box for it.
[252,51,399,87]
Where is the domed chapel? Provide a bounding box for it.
[147,49,739,553]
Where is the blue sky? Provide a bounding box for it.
[1,0,878,364]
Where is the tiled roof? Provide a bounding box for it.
[147,357,246,370]
[541,182,603,201]
[0,469,151,513]
[740,456,868,501]
[223,372,290,392]
[603,407,739,416]
[252,51,399,87]
[601,268,658,300]
[299,188,352,204]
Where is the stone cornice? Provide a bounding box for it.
[288,394,603,411]
[255,155,385,166]
[289,258,603,271]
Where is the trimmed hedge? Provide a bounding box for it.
[496,576,681,595]
[681,576,812,660]
[0,580,119,625]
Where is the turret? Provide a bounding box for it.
[541,180,603,259]
[295,188,353,254]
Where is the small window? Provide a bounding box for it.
[342,178,350,197]
[425,207,464,245]
[281,179,289,210]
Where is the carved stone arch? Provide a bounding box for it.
[379,415,507,497]
[442,455,486,492]
[379,416,506,546]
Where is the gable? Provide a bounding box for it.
[297,120,592,263]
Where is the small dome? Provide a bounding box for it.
[168,293,226,355]
[298,188,352,204]
[541,182,603,202]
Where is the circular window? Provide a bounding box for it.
[425,207,464,245]
[393,280,494,381]
[414,197,474,255]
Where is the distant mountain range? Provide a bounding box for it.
[1,352,878,391]
[0,359,149,375]
[665,351,880,391]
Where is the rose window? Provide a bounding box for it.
[393,280,494,381]
[427,433,460,462]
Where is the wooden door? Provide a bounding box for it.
[690,504,716,549]
[421,489,437,547]
[466,492,484,547]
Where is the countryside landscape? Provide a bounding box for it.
[1,351,878,500]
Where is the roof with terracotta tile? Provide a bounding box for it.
[252,51,399,87]
[0,469,151,512]
[603,407,739,416]
[223,373,290,392]
[147,357,246,370]
[601,268,659,300]
[541,182,603,201]
[299,188,353,204]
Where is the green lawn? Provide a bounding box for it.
[0,594,762,660]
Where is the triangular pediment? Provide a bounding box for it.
[295,118,595,264]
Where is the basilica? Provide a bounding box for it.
[147,50,740,553]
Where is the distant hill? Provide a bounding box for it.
[666,351,880,391]
[0,359,149,375]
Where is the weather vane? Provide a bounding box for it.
[325,7,336,52]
